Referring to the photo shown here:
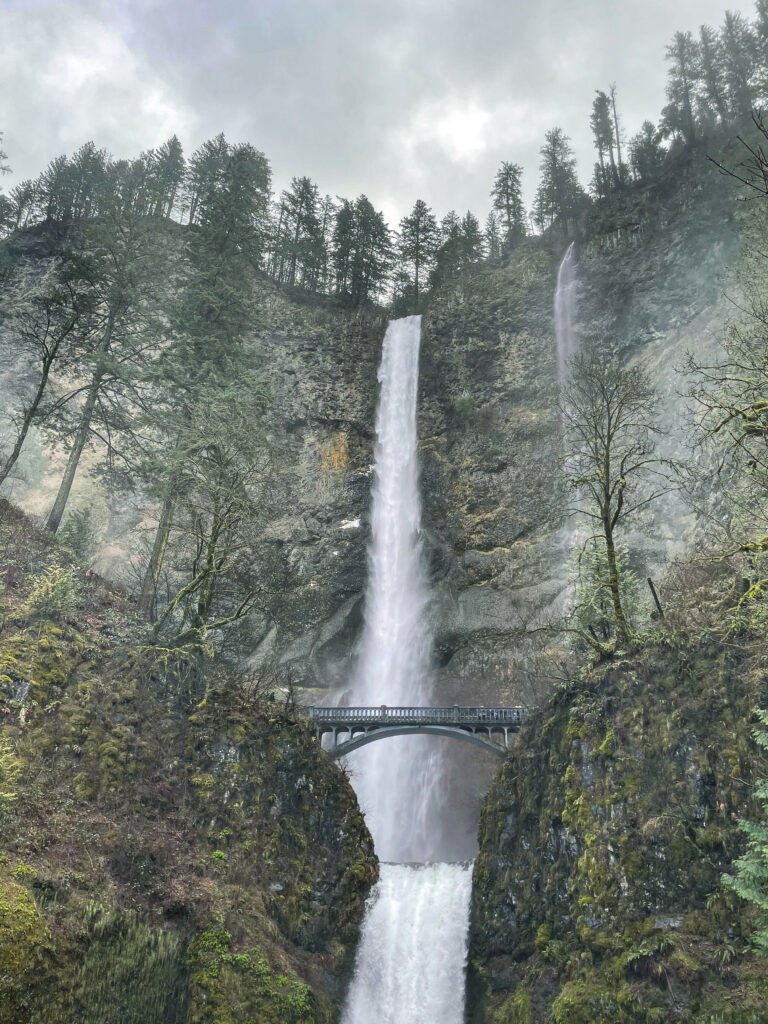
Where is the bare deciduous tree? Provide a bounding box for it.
[562,354,669,651]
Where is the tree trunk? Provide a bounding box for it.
[45,371,101,533]
[45,313,114,534]
[604,520,631,645]
[0,350,57,489]
[137,494,175,620]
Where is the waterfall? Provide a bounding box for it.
[342,864,473,1024]
[555,243,580,560]
[555,241,577,387]
[339,316,472,1023]
[344,313,439,864]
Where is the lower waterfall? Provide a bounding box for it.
[338,316,473,1023]
[342,864,473,1024]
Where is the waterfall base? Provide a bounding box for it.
[342,863,473,1024]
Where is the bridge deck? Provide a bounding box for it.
[307,704,524,727]
[306,706,524,758]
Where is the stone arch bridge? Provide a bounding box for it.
[306,705,525,758]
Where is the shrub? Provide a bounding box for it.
[26,565,77,620]
[57,507,97,563]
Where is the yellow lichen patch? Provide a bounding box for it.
[319,433,349,472]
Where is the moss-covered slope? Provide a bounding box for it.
[0,501,376,1023]
[468,637,768,1023]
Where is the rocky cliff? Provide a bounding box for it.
[419,148,739,710]
[0,501,376,1023]
[467,634,768,1022]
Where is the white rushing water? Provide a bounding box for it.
[555,241,577,388]
[339,316,471,1024]
[343,314,443,865]
[342,864,473,1024]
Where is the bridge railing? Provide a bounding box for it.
[305,705,525,726]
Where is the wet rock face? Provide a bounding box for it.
[238,296,386,690]
[467,642,768,1022]
[410,157,739,708]
[418,254,564,705]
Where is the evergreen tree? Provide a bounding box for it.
[429,210,463,288]
[721,709,768,954]
[590,91,615,197]
[721,11,758,119]
[698,24,729,124]
[460,211,484,264]
[184,134,230,225]
[609,85,625,184]
[484,211,502,263]
[397,199,439,305]
[8,180,38,230]
[277,176,322,288]
[490,161,526,249]
[331,198,355,296]
[317,194,336,293]
[349,195,392,305]
[628,122,666,183]
[331,196,392,306]
[68,142,109,220]
[661,31,701,144]
[147,136,185,219]
[533,127,585,233]
[136,141,271,618]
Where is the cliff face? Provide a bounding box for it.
[467,637,768,1023]
[417,151,739,710]
[0,153,740,704]
[0,502,376,1023]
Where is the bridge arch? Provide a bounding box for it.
[330,724,509,759]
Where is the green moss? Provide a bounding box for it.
[75,906,187,1024]
[187,915,330,1024]
[0,871,51,1023]
[490,990,534,1024]
[469,638,768,1022]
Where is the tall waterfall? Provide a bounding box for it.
[340,316,472,1024]
[555,241,577,386]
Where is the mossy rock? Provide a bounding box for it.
[468,638,768,1022]
[187,915,333,1024]
[0,871,51,1023]
[74,906,188,1024]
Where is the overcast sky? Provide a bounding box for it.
[0,0,756,226]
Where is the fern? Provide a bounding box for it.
[722,709,768,954]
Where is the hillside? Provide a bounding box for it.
[0,500,376,1023]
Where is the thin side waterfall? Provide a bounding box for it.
[555,241,577,388]
[339,316,472,1024]
[556,242,580,560]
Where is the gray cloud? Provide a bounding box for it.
[0,0,755,226]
